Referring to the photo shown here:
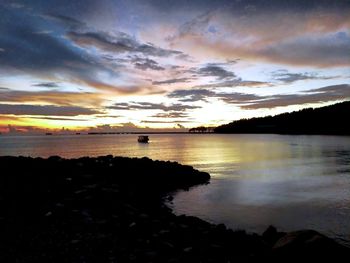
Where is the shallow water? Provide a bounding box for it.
[1,133,350,243]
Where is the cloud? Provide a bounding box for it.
[1,0,349,130]
[146,0,350,14]
[152,77,191,85]
[108,102,200,111]
[28,116,88,121]
[0,9,147,94]
[258,32,350,67]
[41,13,87,29]
[0,104,101,116]
[168,88,261,104]
[0,22,92,73]
[32,82,60,88]
[0,22,107,92]
[304,84,350,94]
[271,70,318,83]
[270,70,340,84]
[151,112,189,118]
[194,79,271,89]
[167,11,214,42]
[196,63,236,80]
[216,92,263,104]
[0,89,103,107]
[241,84,350,109]
[131,57,165,71]
[141,120,191,124]
[167,89,214,102]
[173,62,271,88]
[168,84,350,109]
[182,63,269,89]
[178,31,350,68]
[67,30,184,57]
[167,4,350,67]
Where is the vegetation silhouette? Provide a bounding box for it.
[189,126,214,133]
[215,101,350,135]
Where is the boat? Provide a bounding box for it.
[45,133,53,135]
[138,135,149,143]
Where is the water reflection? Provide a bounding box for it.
[1,134,350,243]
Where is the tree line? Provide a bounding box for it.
[213,101,350,135]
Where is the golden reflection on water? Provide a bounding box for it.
[0,134,335,167]
[1,133,350,243]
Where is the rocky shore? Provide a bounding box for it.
[0,156,349,261]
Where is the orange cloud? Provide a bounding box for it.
[0,90,104,107]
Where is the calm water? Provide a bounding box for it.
[1,134,350,243]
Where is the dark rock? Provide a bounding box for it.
[0,155,348,262]
[272,230,349,256]
[262,225,285,246]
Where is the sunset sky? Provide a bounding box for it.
[0,0,349,133]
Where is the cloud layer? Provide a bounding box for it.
[0,104,100,116]
[0,0,349,130]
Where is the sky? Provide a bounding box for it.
[0,0,349,133]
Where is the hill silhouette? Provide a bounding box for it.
[215,101,350,135]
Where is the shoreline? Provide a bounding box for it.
[1,155,349,261]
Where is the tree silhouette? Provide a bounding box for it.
[215,101,350,135]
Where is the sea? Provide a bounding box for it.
[1,133,350,244]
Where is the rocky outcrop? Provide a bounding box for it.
[0,156,348,261]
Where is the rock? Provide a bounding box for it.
[183,247,192,252]
[272,230,349,256]
[139,213,149,219]
[2,155,348,261]
[166,195,173,202]
[74,189,87,195]
[45,211,52,217]
[162,241,174,249]
[48,156,61,162]
[262,225,285,246]
[84,184,98,189]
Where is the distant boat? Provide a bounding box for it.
[45,133,53,135]
[138,135,149,143]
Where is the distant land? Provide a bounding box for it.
[214,101,350,135]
